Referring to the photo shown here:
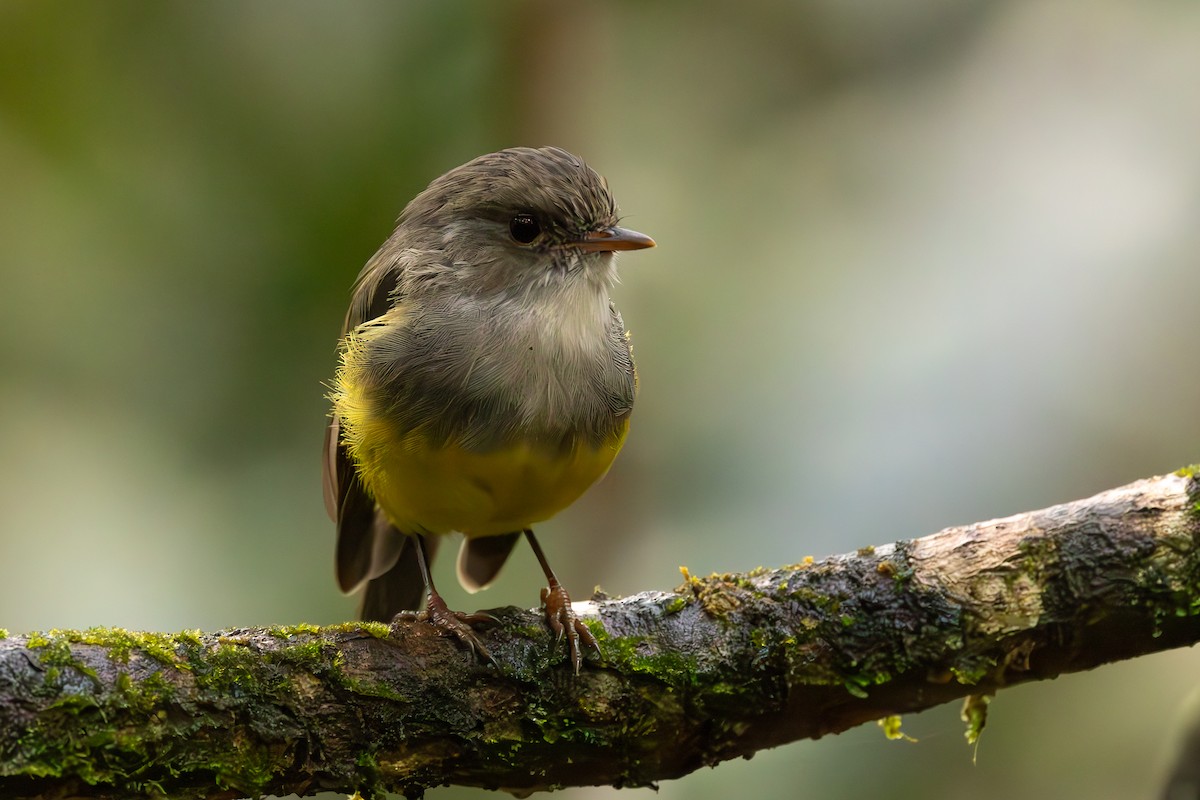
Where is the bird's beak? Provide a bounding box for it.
[568,226,656,253]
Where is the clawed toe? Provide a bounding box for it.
[541,583,601,674]
[392,593,496,663]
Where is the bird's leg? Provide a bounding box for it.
[392,534,496,663]
[524,529,601,674]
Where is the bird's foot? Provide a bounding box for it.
[392,592,497,663]
[540,582,601,674]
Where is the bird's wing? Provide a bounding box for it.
[324,252,420,604]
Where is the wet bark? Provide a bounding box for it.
[2,469,1198,799]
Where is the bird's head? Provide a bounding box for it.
[394,146,654,300]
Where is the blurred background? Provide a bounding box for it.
[2,1,1199,798]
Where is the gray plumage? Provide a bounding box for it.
[349,147,635,450]
[324,146,647,621]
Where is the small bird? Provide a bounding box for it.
[324,146,654,671]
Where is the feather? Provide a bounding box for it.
[456,532,521,593]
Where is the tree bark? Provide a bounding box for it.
[2,469,1198,799]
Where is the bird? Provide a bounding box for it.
[323,146,654,672]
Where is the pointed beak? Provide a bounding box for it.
[567,225,656,253]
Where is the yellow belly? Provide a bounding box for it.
[362,429,624,534]
[332,311,630,537]
[348,418,628,538]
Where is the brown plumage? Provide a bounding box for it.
[324,147,654,671]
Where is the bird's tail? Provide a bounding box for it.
[359,534,440,622]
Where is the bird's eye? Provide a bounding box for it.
[509,214,542,244]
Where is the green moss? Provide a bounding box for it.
[949,659,994,686]
[191,635,340,702]
[1174,466,1200,519]
[531,707,605,747]
[837,660,902,699]
[187,638,286,701]
[784,586,843,614]
[593,628,700,689]
[210,739,280,794]
[255,628,405,702]
[340,673,410,704]
[9,627,370,799]
[0,628,8,639]
[81,628,196,667]
[1017,536,1057,575]
[876,559,913,586]
[1128,479,1200,631]
[843,675,870,699]
[25,628,203,673]
[265,637,339,673]
[663,596,688,615]
[961,693,991,746]
[679,569,781,618]
[356,749,380,769]
[13,667,186,790]
[268,622,323,638]
[25,630,100,684]
[877,715,917,742]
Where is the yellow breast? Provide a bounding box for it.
[332,305,632,537]
[352,419,627,537]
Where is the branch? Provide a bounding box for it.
[2,469,1199,799]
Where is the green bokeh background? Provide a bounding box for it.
[3,2,1199,798]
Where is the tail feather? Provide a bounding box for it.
[359,535,440,622]
[456,532,521,593]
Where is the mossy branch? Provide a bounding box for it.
[3,469,1200,799]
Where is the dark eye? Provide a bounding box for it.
[509,214,541,244]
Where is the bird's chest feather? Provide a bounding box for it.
[332,293,635,534]
[344,291,635,453]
